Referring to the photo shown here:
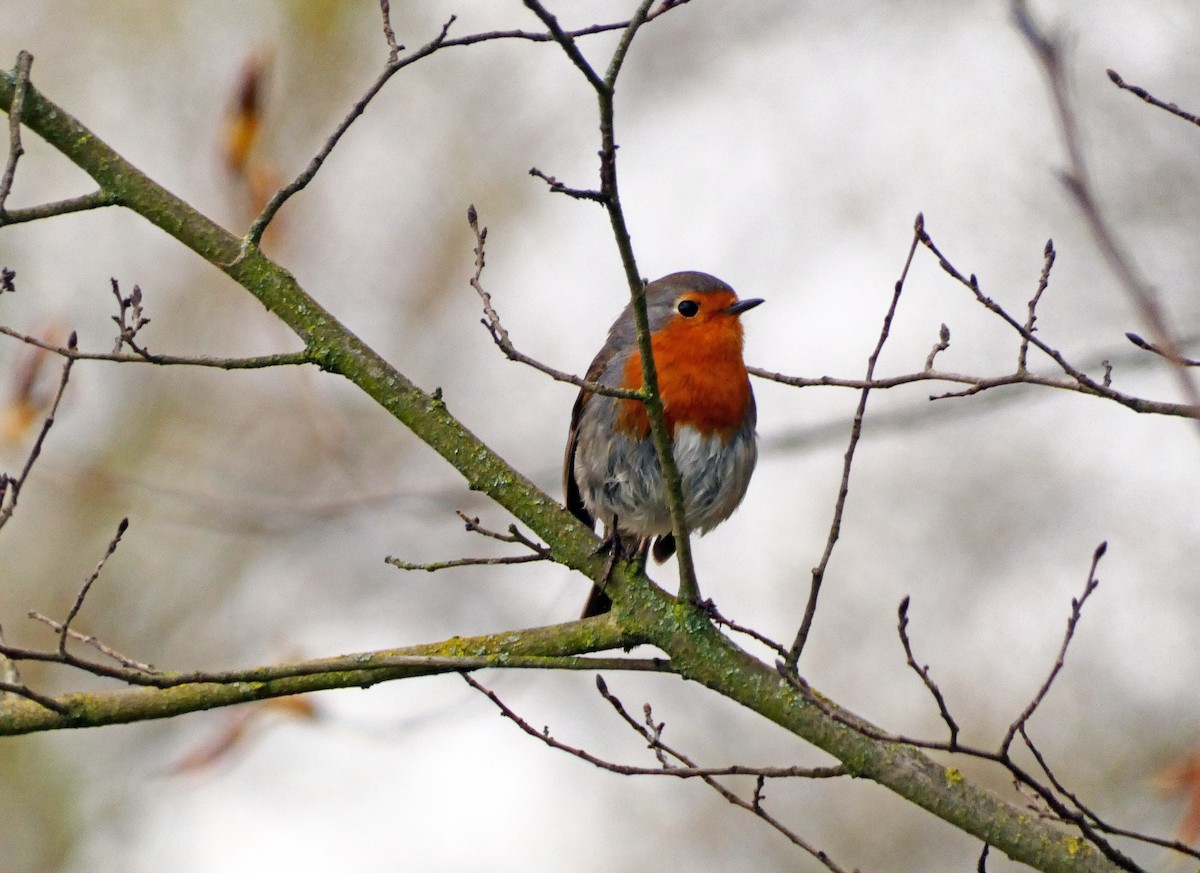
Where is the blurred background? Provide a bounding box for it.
[2,1,1199,871]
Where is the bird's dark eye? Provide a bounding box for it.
[677,299,700,317]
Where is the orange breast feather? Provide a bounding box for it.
[616,313,750,440]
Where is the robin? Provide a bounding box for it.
[564,271,763,617]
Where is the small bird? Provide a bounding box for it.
[564,271,762,617]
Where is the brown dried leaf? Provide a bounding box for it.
[222,49,272,176]
[1152,752,1200,846]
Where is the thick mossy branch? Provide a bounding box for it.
[0,68,1128,873]
[0,617,638,736]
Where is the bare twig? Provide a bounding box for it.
[466,673,845,781]
[1126,332,1200,367]
[1013,0,1200,425]
[913,223,1200,417]
[386,553,548,572]
[778,541,1160,870]
[379,0,401,62]
[27,612,156,673]
[897,596,960,748]
[703,601,789,659]
[0,189,120,227]
[241,4,688,256]
[776,663,1145,871]
[455,511,549,553]
[590,677,851,871]
[924,323,950,370]
[0,324,312,369]
[109,279,150,355]
[528,167,605,202]
[385,510,553,571]
[521,1,606,91]
[465,205,639,399]
[467,672,850,870]
[241,16,457,252]
[57,518,130,657]
[0,679,70,715]
[0,51,33,215]
[1107,68,1200,129]
[999,541,1105,755]
[787,213,922,668]
[0,335,75,530]
[749,361,1198,419]
[1019,239,1056,372]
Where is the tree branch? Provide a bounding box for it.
[0,620,649,736]
[0,50,33,215]
[0,189,120,226]
[787,214,921,667]
[1012,1,1200,425]
[1106,67,1200,129]
[0,334,75,531]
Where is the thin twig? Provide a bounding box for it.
[0,336,75,530]
[787,213,922,668]
[456,511,550,553]
[0,680,70,715]
[0,51,33,215]
[749,361,1198,419]
[1018,239,1056,372]
[465,206,639,399]
[386,553,548,572]
[999,541,1105,755]
[527,167,605,202]
[776,663,1145,871]
[379,0,402,63]
[521,1,607,92]
[0,189,121,227]
[703,601,789,659]
[467,673,844,780]
[240,4,687,255]
[1106,68,1200,129]
[240,16,459,253]
[924,323,950,370]
[590,677,852,871]
[28,612,157,673]
[57,518,130,657]
[914,224,1200,418]
[1013,0,1200,425]
[109,279,150,355]
[0,324,312,369]
[385,510,552,571]
[466,672,849,870]
[1018,724,1101,826]
[1125,332,1200,367]
[897,596,960,748]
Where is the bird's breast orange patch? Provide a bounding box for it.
[616,305,750,440]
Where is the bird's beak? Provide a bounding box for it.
[724,298,764,316]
